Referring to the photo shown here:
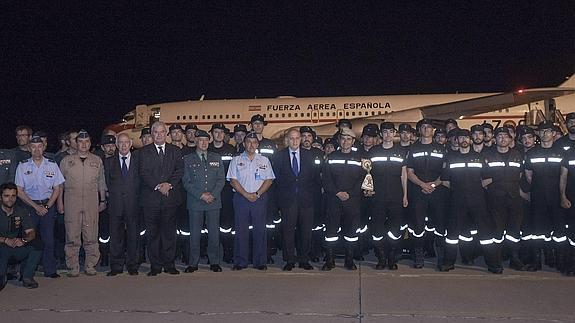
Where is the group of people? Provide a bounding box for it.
[2,112,575,292]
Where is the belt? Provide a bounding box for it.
[33,199,49,205]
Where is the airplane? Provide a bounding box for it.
[106,73,575,147]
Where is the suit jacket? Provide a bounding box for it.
[272,148,320,209]
[139,143,184,207]
[182,151,225,211]
[105,151,141,216]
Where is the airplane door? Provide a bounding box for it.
[311,110,320,123]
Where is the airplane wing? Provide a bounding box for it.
[417,87,575,120]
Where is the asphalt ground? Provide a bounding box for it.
[1,253,574,323]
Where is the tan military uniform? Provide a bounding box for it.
[60,153,107,273]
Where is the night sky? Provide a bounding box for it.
[1,2,574,150]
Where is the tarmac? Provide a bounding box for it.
[1,255,574,323]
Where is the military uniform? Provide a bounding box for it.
[208,142,236,263]
[15,155,65,277]
[560,149,575,275]
[322,146,365,270]
[483,138,526,270]
[182,148,225,269]
[0,149,17,184]
[0,205,42,284]
[442,143,501,273]
[60,152,107,275]
[257,137,279,262]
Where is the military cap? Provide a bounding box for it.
[398,123,412,133]
[194,130,210,139]
[30,133,44,144]
[416,119,433,130]
[566,113,575,122]
[434,128,447,137]
[457,128,471,138]
[185,124,198,131]
[35,130,48,138]
[482,122,494,130]
[101,135,116,145]
[313,136,323,145]
[494,127,510,137]
[339,128,356,139]
[299,126,315,135]
[244,131,259,141]
[361,124,380,137]
[445,118,458,127]
[169,124,183,132]
[519,126,536,137]
[250,114,267,125]
[210,123,227,132]
[323,137,338,148]
[446,128,459,138]
[503,123,515,132]
[232,124,248,135]
[380,122,396,131]
[140,127,151,138]
[538,121,555,131]
[224,127,230,134]
[470,124,484,133]
[336,119,352,129]
[77,129,90,139]
[553,125,563,134]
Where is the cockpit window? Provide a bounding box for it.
[122,112,135,122]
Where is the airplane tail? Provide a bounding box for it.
[560,73,575,87]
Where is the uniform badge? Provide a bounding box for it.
[209,161,220,167]
[0,159,11,165]
[13,216,22,229]
[24,170,33,175]
[238,162,245,166]
[258,165,267,170]
[45,170,55,178]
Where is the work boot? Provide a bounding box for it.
[375,247,386,270]
[434,238,445,269]
[565,247,575,276]
[387,248,398,270]
[413,247,424,269]
[556,245,566,273]
[321,249,335,271]
[509,250,528,271]
[344,246,357,270]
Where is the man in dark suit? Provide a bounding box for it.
[273,128,319,271]
[139,121,184,276]
[104,133,141,276]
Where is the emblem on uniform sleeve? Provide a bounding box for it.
[361,159,375,196]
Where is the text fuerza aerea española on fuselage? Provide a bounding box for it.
[266,102,392,111]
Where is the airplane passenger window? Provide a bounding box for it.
[176,116,180,120]
[202,115,205,119]
[352,112,356,116]
[320,112,324,117]
[276,113,279,118]
[220,115,223,119]
[288,113,291,117]
[231,115,235,119]
[182,116,186,120]
[307,113,310,117]
[207,115,211,120]
[213,115,217,119]
[189,115,192,119]
[195,115,198,120]
[346,112,349,116]
[226,114,229,119]
[339,111,343,117]
[282,113,285,117]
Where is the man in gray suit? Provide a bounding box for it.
[182,130,225,273]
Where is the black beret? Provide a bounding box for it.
[482,122,494,130]
[323,137,337,148]
[362,124,380,137]
[434,128,446,136]
[35,130,48,138]
[169,124,183,132]
[416,119,433,130]
[447,128,459,138]
[445,118,458,126]
[244,131,259,140]
[101,135,116,145]
[313,136,323,145]
[519,126,536,137]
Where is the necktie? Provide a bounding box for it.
[121,156,128,177]
[201,153,207,166]
[292,151,299,176]
[158,146,165,163]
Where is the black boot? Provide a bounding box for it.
[321,249,335,271]
[413,247,424,269]
[527,247,542,271]
[556,245,566,273]
[434,238,445,270]
[344,246,357,270]
[375,247,386,270]
[484,246,503,274]
[387,248,398,270]
[509,250,528,271]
